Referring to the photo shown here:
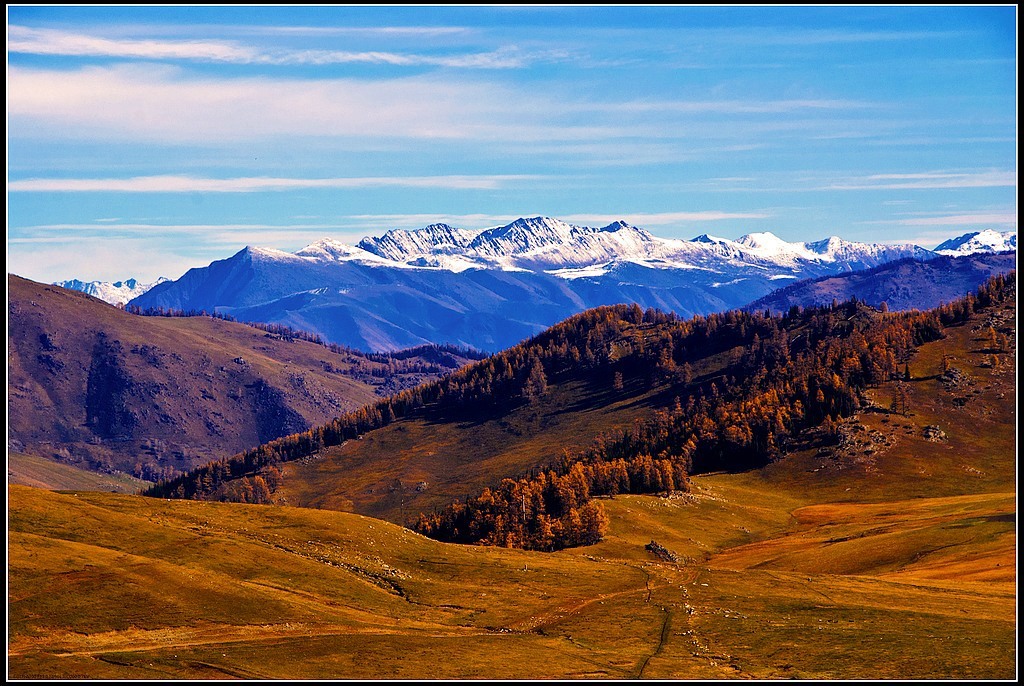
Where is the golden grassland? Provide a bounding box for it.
[275,373,675,520]
[7,451,152,493]
[7,305,1016,679]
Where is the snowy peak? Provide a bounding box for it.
[935,230,1017,256]
[466,217,666,268]
[805,236,847,255]
[804,236,931,266]
[55,276,169,306]
[295,238,388,263]
[358,223,482,261]
[735,231,790,251]
[470,217,584,255]
[733,232,819,262]
[601,220,636,233]
[240,245,305,263]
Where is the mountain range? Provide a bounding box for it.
[122,218,1017,353]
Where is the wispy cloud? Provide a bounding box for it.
[6,65,545,143]
[893,212,1017,227]
[7,63,896,148]
[825,170,1016,190]
[757,29,963,46]
[8,25,261,62]
[689,27,966,48]
[8,236,215,283]
[242,25,470,37]
[8,174,539,193]
[587,99,876,114]
[7,25,534,68]
[13,222,354,233]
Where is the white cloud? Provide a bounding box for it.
[825,170,1016,190]
[587,99,875,114]
[238,25,471,37]
[6,64,895,148]
[8,174,538,193]
[8,237,203,284]
[7,25,531,68]
[6,65,574,143]
[893,212,1017,227]
[7,25,256,60]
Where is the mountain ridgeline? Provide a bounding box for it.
[746,252,1016,315]
[145,272,1015,550]
[128,216,950,352]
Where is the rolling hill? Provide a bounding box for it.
[7,281,1015,678]
[147,273,1014,548]
[7,275,481,485]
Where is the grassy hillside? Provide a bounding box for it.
[276,373,674,520]
[8,294,1015,679]
[8,274,478,484]
[206,284,1001,536]
[8,451,151,493]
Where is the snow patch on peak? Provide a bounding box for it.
[735,231,788,250]
[481,216,580,243]
[295,238,390,263]
[240,245,306,263]
[734,232,818,261]
[600,219,640,233]
[691,233,728,244]
[357,223,483,261]
[935,230,1017,256]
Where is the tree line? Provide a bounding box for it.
[143,273,1015,551]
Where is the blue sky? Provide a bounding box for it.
[7,5,1017,283]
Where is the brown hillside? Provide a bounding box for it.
[7,275,476,484]
[7,293,1015,680]
[259,281,1016,536]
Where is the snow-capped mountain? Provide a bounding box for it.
[342,216,933,276]
[934,230,1017,256]
[55,277,169,305]
[358,223,483,261]
[128,216,1006,352]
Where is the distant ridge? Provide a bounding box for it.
[129,216,956,352]
[744,252,1016,314]
[935,229,1016,256]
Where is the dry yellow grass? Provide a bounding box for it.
[8,300,1016,679]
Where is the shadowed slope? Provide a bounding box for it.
[8,274,478,484]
